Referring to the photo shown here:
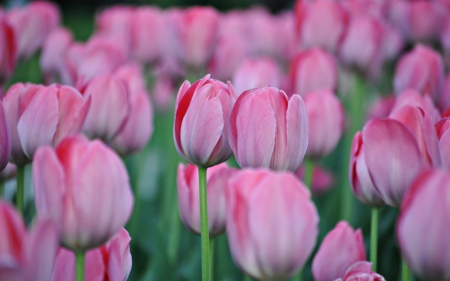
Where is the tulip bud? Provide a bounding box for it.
[177,163,238,237]
[226,169,319,280]
[312,221,366,281]
[304,90,344,159]
[288,48,338,97]
[229,87,308,171]
[33,135,134,251]
[174,75,236,167]
[335,261,386,281]
[397,169,450,280]
[0,16,17,86]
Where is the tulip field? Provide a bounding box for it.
[1,0,450,280]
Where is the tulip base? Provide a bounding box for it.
[76,251,85,281]
[402,256,411,281]
[16,165,25,216]
[370,207,379,272]
[198,166,210,281]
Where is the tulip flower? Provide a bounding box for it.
[229,86,308,171]
[391,89,440,123]
[394,44,444,103]
[397,169,450,281]
[51,228,132,281]
[312,221,366,281]
[177,163,238,236]
[33,135,134,252]
[226,169,319,280]
[232,57,283,96]
[334,261,385,281]
[295,164,335,195]
[288,48,338,97]
[0,200,59,281]
[243,8,278,57]
[0,15,17,86]
[436,117,450,170]
[366,95,395,120]
[174,75,236,167]
[304,89,344,159]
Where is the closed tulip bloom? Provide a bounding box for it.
[178,163,238,236]
[232,57,283,96]
[304,90,344,159]
[51,228,132,281]
[2,83,90,164]
[0,200,59,281]
[335,261,386,281]
[381,24,404,62]
[366,95,395,120]
[394,44,444,102]
[313,221,365,281]
[229,87,308,171]
[33,135,134,251]
[244,8,278,57]
[0,15,17,86]
[174,75,236,167]
[392,89,440,123]
[226,169,319,280]
[288,48,338,97]
[397,169,450,280]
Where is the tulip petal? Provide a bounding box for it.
[285,94,308,171]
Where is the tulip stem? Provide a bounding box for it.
[304,160,314,190]
[402,256,411,281]
[370,207,379,272]
[210,238,215,281]
[0,181,3,197]
[16,165,25,215]
[244,276,252,281]
[198,166,210,281]
[293,268,302,281]
[75,251,85,281]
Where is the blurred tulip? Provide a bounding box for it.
[440,73,450,111]
[2,83,89,164]
[313,221,366,281]
[174,75,236,167]
[226,169,319,280]
[436,117,450,169]
[229,87,308,171]
[174,6,220,67]
[244,8,278,57]
[232,57,282,96]
[0,100,9,172]
[304,90,344,159]
[51,228,132,281]
[273,11,297,61]
[441,18,450,63]
[295,164,335,195]
[151,73,175,110]
[0,200,59,281]
[335,261,386,281]
[366,95,395,120]
[391,89,440,123]
[394,44,444,103]
[177,163,238,236]
[295,0,348,53]
[381,24,404,62]
[80,73,130,142]
[6,2,60,59]
[0,15,17,86]
[0,162,15,182]
[397,169,450,280]
[33,135,134,251]
[288,48,338,97]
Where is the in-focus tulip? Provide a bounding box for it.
[304,89,344,159]
[226,169,319,280]
[0,15,17,86]
[288,48,338,97]
[0,200,59,281]
[229,87,308,171]
[2,83,90,164]
[394,44,444,103]
[33,135,134,251]
[177,162,238,236]
[312,221,366,281]
[232,57,282,96]
[334,261,386,281]
[51,228,132,281]
[397,169,450,281]
[174,75,236,167]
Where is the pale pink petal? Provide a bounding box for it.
[285,94,308,171]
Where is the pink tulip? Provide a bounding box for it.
[0,200,59,281]
[51,228,132,281]
[232,57,283,96]
[177,163,238,236]
[335,261,386,281]
[440,73,450,111]
[436,117,450,169]
[273,11,297,62]
[313,221,366,281]
[0,163,15,181]
[394,44,444,102]
[288,48,338,97]
[381,24,405,62]
[2,83,90,164]
[7,2,60,59]
[151,73,175,110]
[304,89,345,159]
[295,164,335,195]
[226,169,319,280]
[229,87,308,171]
[33,135,134,251]
[243,8,278,57]
[397,169,450,280]
[174,75,236,167]
[0,15,17,86]
[391,89,440,123]
[174,6,220,67]
[366,95,395,120]
[441,18,450,63]
[295,0,348,53]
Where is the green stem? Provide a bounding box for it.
[0,181,3,197]
[76,251,85,281]
[370,207,379,272]
[210,238,215,281]
[303,160,314,190]
[16,165,25,215]
[292,268,302,281]
[402,256,411,281]
[198,166,210,281]
[244,276,252,281]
